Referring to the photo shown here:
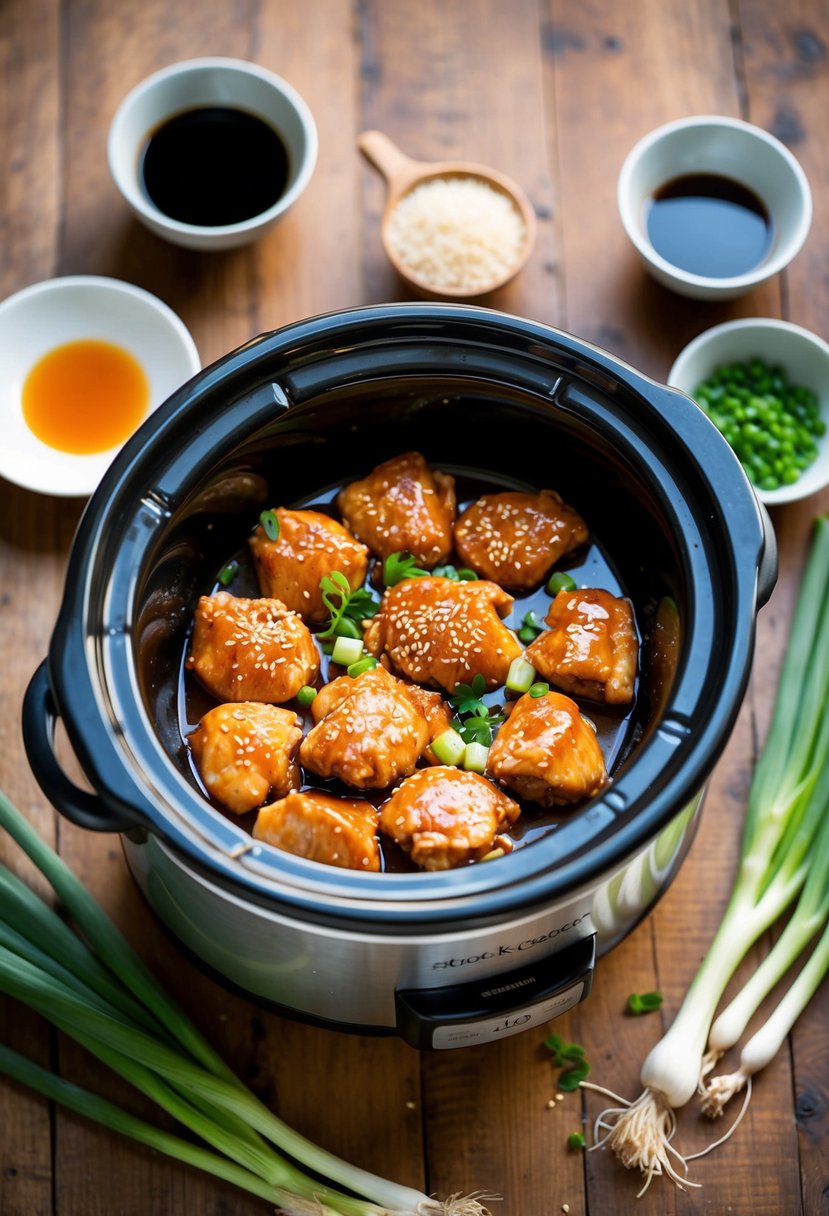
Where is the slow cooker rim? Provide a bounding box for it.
[41,303,770,925]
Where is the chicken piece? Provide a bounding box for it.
[248,507,369,624]
[487,690,607,806]
[253,790,380,872]
[363,577,522,693]
[379,766,520,870]
[398,682,454,764]
[454,490,588,590]
[525,588,637,705]
[337,451,456,566]
[186,591,319,703]
[300,666,431,789]
[188,702,302,815]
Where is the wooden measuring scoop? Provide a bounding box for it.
[357,130,536,299]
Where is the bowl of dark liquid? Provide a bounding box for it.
[108,58,318,251]
[617,116,811,300]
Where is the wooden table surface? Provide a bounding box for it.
[2,2,828,1214]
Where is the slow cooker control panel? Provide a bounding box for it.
[395,934,595,1050]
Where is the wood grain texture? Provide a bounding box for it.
[1,1,828,1214]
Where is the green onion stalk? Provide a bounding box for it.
[587,515,829,1195]
[0,789,494,1216]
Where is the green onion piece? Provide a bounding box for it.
[217,559,239,587]
[456,568,478,581]
[518,626,537,643]
[462,742,490,774]
[547,572,577,596]
[333,616,363,639]
[529,682,550,698]
[382,551,430,587]
[432,564,458,580]
[431,729,467,767]
[568,1132,587,1149]
[506,657,536,694]
[347,656,377,678]
[330,635,364,667]
[258,509,279,542]
[627,991,664,1015]
[296,685,317,708]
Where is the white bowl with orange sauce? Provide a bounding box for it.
[0,276,200,496]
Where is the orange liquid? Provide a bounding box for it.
[22,338,150,454]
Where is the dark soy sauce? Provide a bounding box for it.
[140,106,290,226]
[645,173,772,278]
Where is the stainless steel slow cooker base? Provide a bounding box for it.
[22,305,774,1045]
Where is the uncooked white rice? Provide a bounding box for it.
[387,176,527,291]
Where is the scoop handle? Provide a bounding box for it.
[356,130,424,197]
[22,660,149,835]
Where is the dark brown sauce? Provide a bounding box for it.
[140,106,290,227]
[645,172,772,278]
[177,471,639,872]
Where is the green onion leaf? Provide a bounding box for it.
[627,991,664,1015]
[217,559,239,587]
[295,685,317,708]
[529,682,550,698]
[382,551,430,587]
[547,571,577,596]
[567,1132,586,1149]
[258,509,279,542]
[318,572,379,641]
[347,656,377,678]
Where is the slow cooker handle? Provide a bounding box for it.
[22,661,149,835]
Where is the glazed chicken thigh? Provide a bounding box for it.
[379,766,520,870]
[454,489,588,590]
[188,702,302,815]
[253,790,380,871]
[186,591,319,703]
[525,587,637,705]
[337,451,456,566]
[249,507,369,624]
[300,666,432,789]
[487,690,608,806]
[363,576,522,693]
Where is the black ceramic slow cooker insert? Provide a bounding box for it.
[23,305,776,1047]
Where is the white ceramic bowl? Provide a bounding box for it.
[618,115,812,300]
[0,276,200,497]
[108,57,318,251]
[668,318,829,505]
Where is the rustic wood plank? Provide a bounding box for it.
[358,0,562,325]
[546,0,779,384]
[737,2,829,1211]
[0,1,66,1212]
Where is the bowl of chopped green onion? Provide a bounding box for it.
[668,318,829,505]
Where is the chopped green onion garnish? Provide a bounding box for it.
[456,568,478,581]
[627,991,664,1016]
[432,564,458,579]
[347,656,378,679]
[462,742,489,774]
[568,1132,586,1149]
[544,1032,591,1092]
[506,657,536,694]
[547,571,577,596]
[330,635,364,667]
[529,682,550,698]
[258,509,279,541]
[383,552,430,587]
[217,559,239,587]
[431,729,467,767]
[295,685,317,708]
[333,616,363,639]
[317,571,379,641]
[517,626,537,643]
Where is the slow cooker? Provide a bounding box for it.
[22,305,776,1049]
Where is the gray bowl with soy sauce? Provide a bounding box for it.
[22,304,776,1048]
